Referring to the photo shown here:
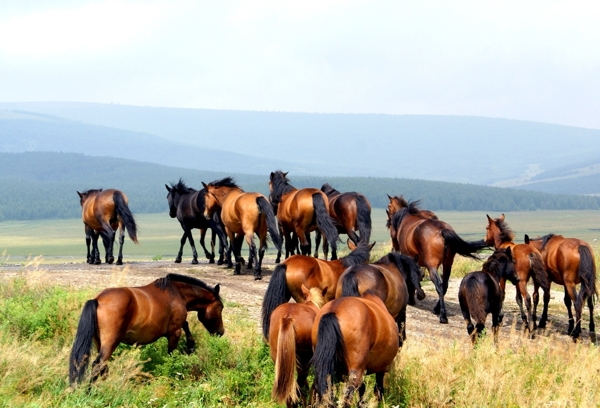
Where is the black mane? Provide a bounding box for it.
[538,233,555,249]
[391,195,408,208]
[483,248,517,284]
[321,183,340,197]
[81,188,102,195]
[269,171,296,205]
[155,273,222,301]
[169,178,196,195]
[340,241,372,268]
[208,177,242,190]
[390,200,422,229]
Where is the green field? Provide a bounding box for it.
[2,209,600,263]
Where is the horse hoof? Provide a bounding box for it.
[217,259,224,265]
[191,259,199,265]
[254,275,262,281]
[106,257,115,265]
[233,270,241,276]
[275,258,281,263]
[174,258,182,264]
[590,333,597,344]
[246,264,253,270]
[94,260,101,265]
[208,258,215,264]
[226,263,234,269]
[116,259,123,266]
[439,316,449,324]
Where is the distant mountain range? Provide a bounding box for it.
[1,101,600,194]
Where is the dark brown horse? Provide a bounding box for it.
[311,292,399,407]
[336,252,425,346]
[387,194,438,221]
[69,273,224,384]
[319,183,372,260]
[485,214,550,332]
[458,247,517,344]
[77,188,138,265]
[202,177,282,280]
[166,179,227,264]
[261,240,374,340]
[269,171,338,262]
[269,285,327,407]
[524,233,597,341]
[387,200,488,323]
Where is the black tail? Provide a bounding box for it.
[257,196,282,251]
[390,252,426,301]
[340,269,361,297]
[311,313,347,398]
[113,191,138,243]
[529,251,550,292]
[355,195,372,243]
[69,299,98,385]
[577,245,598,309]
[312,193,338,253]
[261,264,290,340]
[441,229,487,259]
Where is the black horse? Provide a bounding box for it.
[166,179,227,264]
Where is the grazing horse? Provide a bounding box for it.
[311,292,399,407]
[387,200,488,323]
[269,171,338,262]
[336,252,425,346]
[484,214,550,332]
[524,233,597,341]
[261,240,374,340]
[319,183,372,261]
[202,177,282,280]
[269,285,327,408]
[166,179,227,264]
[458,247,517,344]
[69,273,224,384]
[77,188,138,265]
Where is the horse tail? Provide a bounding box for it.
[576,245,597,309]
[340,269,361,297]
[272,316,299,404]
[355,195,372,243]
[312,193,338,253]
[529,250,550,292]
[312,312,347,398]
[257,196,282,251]
[261,264,290,340]
[441,229,487,259]
[461,276,487,325]
[69,299,98,385]
[391,252,426,301]
[113,191,138,243]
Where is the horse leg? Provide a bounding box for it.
[516,281,534,333]
[185,230,199,265]
[245,232,260,280]
[492,309,500,346]
[115,225,125,265]
[564,284,579,339]
[100,225,115,264]
[296,229,310,256]
[428,266,448,323]
[373,372,385,402]
[588,297,596,343]
[174,229,187,263]
[91,233,101,265]
[167,328,183,354]
[314,232,321,259]
[181,320,196,353]
[396,310,407,347]
[85,226,93,264]
[90,340,119,382]
[232,234,244,275]
[342,369,363,408]
[216,229,225,265]
[537,283,551,329]
[199,228,215,264]
[459,293,476,343]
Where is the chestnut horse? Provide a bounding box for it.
[458,247,517,345]
[311,292,399,407]
[319,183,372,260]
[69,273,224,384]
[485,214,550,332]
[77,188,138,265]
[524,233,597,341]
[202,177,282,280]
[269,171,338,262]
[269,285,327,407]
[166,179,227,264]
[261,240,374,340]
[387,200,488,323]
[336,252,425,346]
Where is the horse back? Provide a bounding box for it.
[544,236,592,285]
[82,189,121,230]
[269,303,318,354]
[222,192,263,232]
[279,188,328,228]
[284,256,344,303]
[397,216,445,262]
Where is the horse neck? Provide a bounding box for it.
[172,282,215,310]
[212,187,242,205]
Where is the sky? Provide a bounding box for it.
[1,0,599,129]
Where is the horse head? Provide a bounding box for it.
[77,189,102,207]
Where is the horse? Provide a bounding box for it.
[77,188,138,265]
[336,252,425,346]
[387,194,438,221]
[202,177,282,280]
[387,200,488,323]
[166,179,227,264]
[524,233,597,341]
[319,183,372,261]
[458,247,517,344]
[261,240,374,340]
[311,291,399,407]
[269,171,339,262]
[484,214,550,332]
[269,285,327,407]
[69,273,224,385]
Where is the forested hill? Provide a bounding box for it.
[1,152,598,221]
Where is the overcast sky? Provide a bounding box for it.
[1,1,599,129]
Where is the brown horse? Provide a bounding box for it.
[269,285,327,407]
[261,240,374,340]
[202,177,282,280]
[458,247,517,344]
[387,194,438,221]
[319,183,372,260]
[311,291,399,407]
[336,252,425,346]
[524,233,597,341]
[77,188,138,265]
[387,200,488,323]
[269,171,338,262]
[69,273,224,384]
[485,214,550,332]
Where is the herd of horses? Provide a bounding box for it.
[73,172,598,406]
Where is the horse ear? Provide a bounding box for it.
[347,238,356,250]
[77,191,82,198]
[486,214,493,224]
[368,242,376,251]
[524,234,530,244]
[387,194,393,202]
[283,172,288,177]
[201,182,208,189]
[500,213,505,221]
[214,283,221,296]
[270,172,274,179]
[165,184,171,192]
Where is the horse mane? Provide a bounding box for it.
[321,183,340,196]
[308,287,327,309]
[170,178,196,194]
[269,170,295,205]
[493,217,515,243]
[482,249,516,284]
[80,188,102,195]
[390,200,424,229]
[539,233,555,249]
[155,273,222,301]
[340,241,372,268]
[391,195,408,208]
[208,177,243,191]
